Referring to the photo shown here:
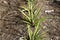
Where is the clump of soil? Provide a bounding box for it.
[0,0,28,40]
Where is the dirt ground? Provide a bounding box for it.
[0,0,60,40]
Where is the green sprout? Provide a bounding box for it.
[19,0,46,40]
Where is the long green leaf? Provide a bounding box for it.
[27,24,33,40]
[18,9,31,22]
[33,17,46,38]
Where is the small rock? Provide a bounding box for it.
[19,37,26,40]
[45,10,54,13]
[3,1,8,4]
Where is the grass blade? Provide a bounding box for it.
[27,24,33,40]
[18,9,31,22]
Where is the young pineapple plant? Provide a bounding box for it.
[19,0,47,40]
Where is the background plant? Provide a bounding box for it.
[19,0,46,40]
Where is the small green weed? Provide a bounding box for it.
[19,0,46,40]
